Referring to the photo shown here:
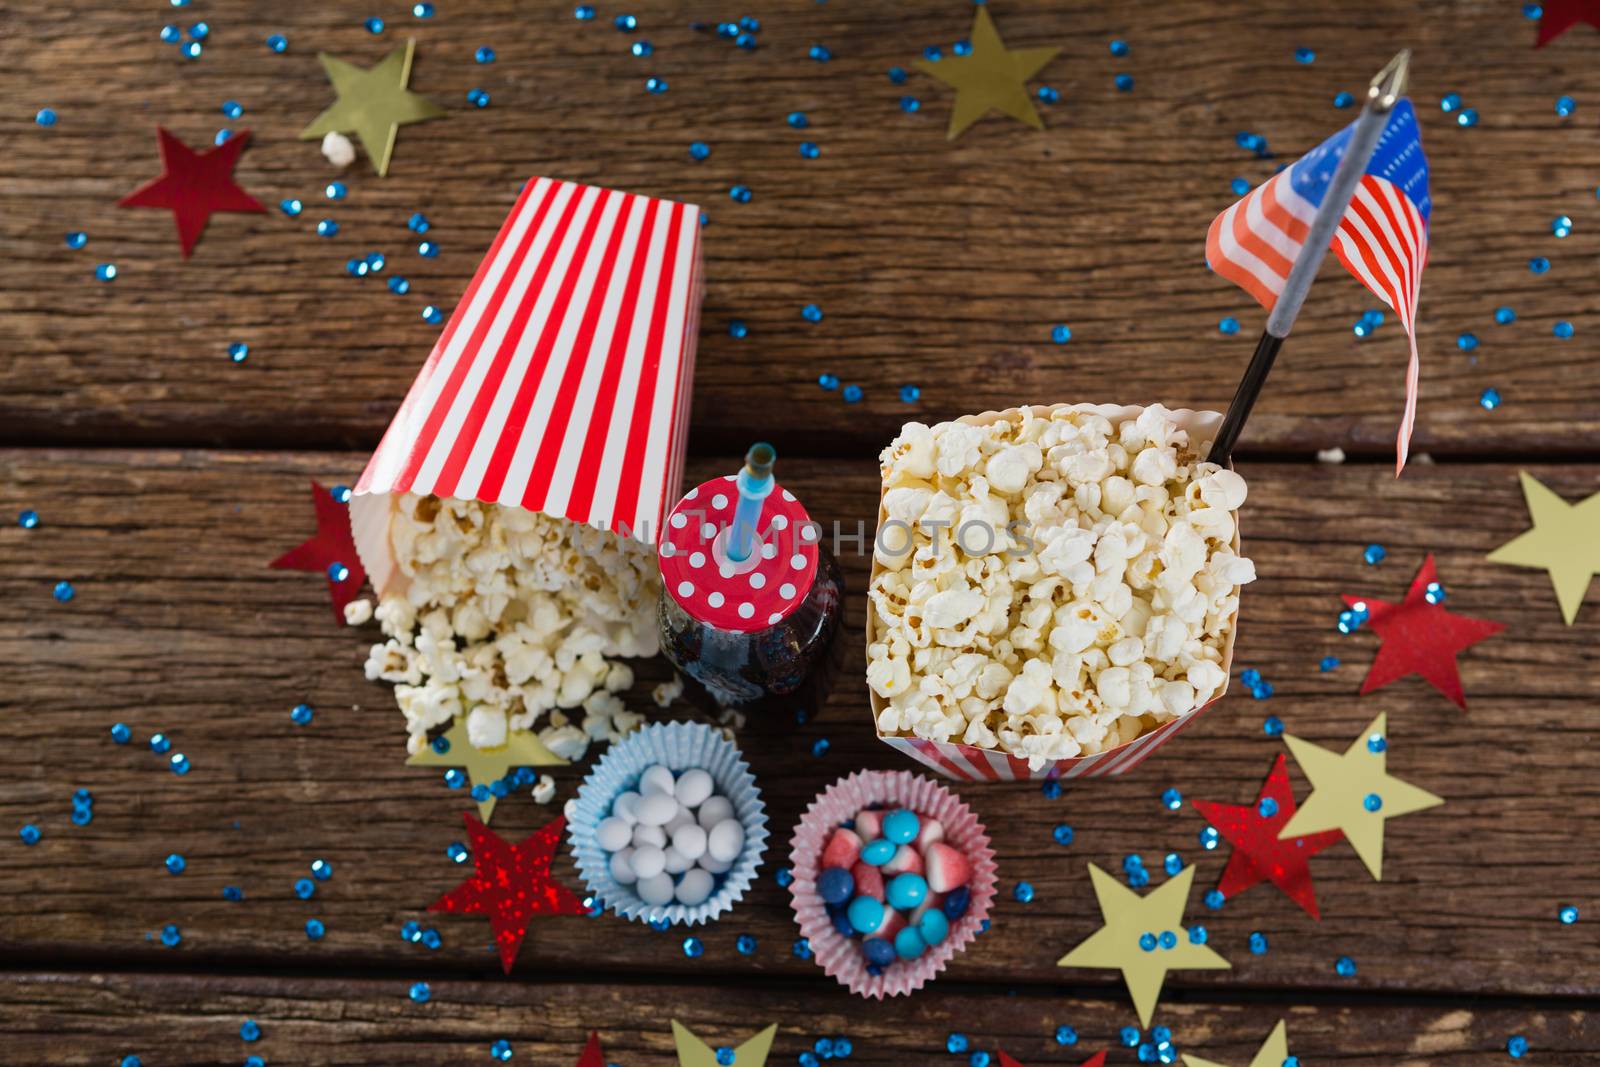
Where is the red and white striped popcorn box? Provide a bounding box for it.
[867,403,1242,783]
[349,177,703,592]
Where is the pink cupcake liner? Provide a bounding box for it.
[788,769,998,999]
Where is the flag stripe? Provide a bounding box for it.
[355,177,701,544]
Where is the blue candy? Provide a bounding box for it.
[860,838,896,866]
[862,936,896,966]
[846,895,885,934]
[942,885,971,919]
[886,872,928,910]
[893,926,927,959]
[918,908,950,945]
[881,808,920,844]
[817,866,854,905]
[826,903,855,937]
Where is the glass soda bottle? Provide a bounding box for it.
[656,443,844,718]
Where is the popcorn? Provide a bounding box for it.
[321,131,356,169]
[868,406,1254,770]
[531,774,557,805]
[364,495,661,762]
[343,597,374,626]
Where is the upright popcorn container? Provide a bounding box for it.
[348,177,702,763]
[866,404,1246,783]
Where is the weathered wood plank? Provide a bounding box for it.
[2,971,1595,1066]
[0,449,1595,1005]
[2,1,1599,454]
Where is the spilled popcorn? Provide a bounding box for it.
[361,495,661,761]
[867,405,1255,769]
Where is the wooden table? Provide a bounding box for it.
[3,2,1598,1063]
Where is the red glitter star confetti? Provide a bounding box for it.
[428,813,586,974]
[118,127,266,257]
[1191,754,1344,919]
[1535,0,1600,46]
[575,1032,607,1067]
[999,1052,1105,1067]
[1344,553,1504,710]
[269,481,366,621]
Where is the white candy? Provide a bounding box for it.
[635,793,679,827]
[697,851,733,875]
[608,848,638,885]
[636,872,676,906]
[662,846,693,875]
[595,816,632,852]
[631,845,666,880]
[632,823,666,849]
[707,818,744,864]
[640,764,676,797]
[612,791,642,824]
[675,868,715,906]
[662,808,695,837]
[674,768,714,809]
[671,823,708,861]
[696,795,735,829]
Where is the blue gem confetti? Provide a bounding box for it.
[1364,543,1387,565]
[295,877,316,899]
[1529,256,1550,274]
[161,25,181,43]
[1480,387,1502,411]
[53,580,75,602]
[413,2,436,17]
[729,184,752,203]
[1553,215,1573,238]
[1161,787,1182,811]
[183,41,202,59]
[1014,881,1035,903]
[1457,332,1478,352]
[1334,91,1355,108]
[1335,955,1357,976]
[683,936,703,957]
[1037,86,1059,103]
[111,722,131,743]
[160,924,182,947]
[1198,826,1219,850]
[266,34,288,53]
[1257,797,1279,818]
[280,198,304,217]
[95,263,117,282]
[802,303,824,323]
[1294,46,1315,63]
[1204,889,1226,909]
[899,384,920,402]
[1055,1026,1078,1046]
[1248,931,1269,954]
[1456,108,1478,127]
[240,1020,262,1042]
[812,737,831,756]
[888,66,908,84]
[689,141,710,161]
[1041,779,1062,799]
[36,108,58,127]
[491,1039,513,1061]
[365,16,385,33]
[728,319,747,338]
[1052,823,1074,845]
[422,305,444,324]
[223,886,243,901]
[317,219,340,238]
[150,733,172,754]
[947,1034,969,1054]
[1109,39,1128,56]
[1555,320,1574,338]
[1508,1035,1529,1058]
[793,937,811,958]
[645,77,668,94]
[19,509,39,529]
[900,96,921,113]
[1114,73,1134,91]
[1219,316,1240,335]
[467,88,491,108]
[476,46,496,63]
[291,702,314,726]
[1556,95,1576,117]
[306,918,326,940]
[388,277,411,295]
[1163,852,1183,876]
[841,385,862,404]
[64,231,88,250]
[799,141,820,159]
[311,858,332,880]
[1051,324,1072,344]
[787,111,809,128]
[1320,656,1340,672]
[810,43,832,62]
[1495,306,1516,325]
[1440,92,1461,113]
[736,933,757,954]
[19,824,41,845]
[326,182,348,201]
[1560,905,1579,924]
[166,853,186,875]
[410,981,431,1003]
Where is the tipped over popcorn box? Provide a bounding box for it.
[866,404,1252,782]
[349,177,703,766]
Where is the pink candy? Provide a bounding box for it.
[850,862,886,902]
[915,818,945,851]
[882,843,923,876]
[854,810,882,841]
[821,827,862,870]
[925,842,972,894]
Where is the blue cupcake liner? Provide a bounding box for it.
[567,721,767,925]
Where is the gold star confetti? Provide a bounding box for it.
[1182,1020,1290,1067]
[299,38,446,176]
[1487,471,1600,625]
[913,7,1059,139]
[1278,712,1443,881]
[1056,864,1229,1028]
[406,719,566,823]
[672,1021,776,1067]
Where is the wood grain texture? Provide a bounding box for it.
[1,449,1595,1007]
[3,1,1600,456]
[4,970,1597,1066]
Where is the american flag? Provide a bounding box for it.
[1207,100,1431,471]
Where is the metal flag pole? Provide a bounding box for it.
[1207,49,1412,468]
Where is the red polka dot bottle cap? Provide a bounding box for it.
[659,476,821,633]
